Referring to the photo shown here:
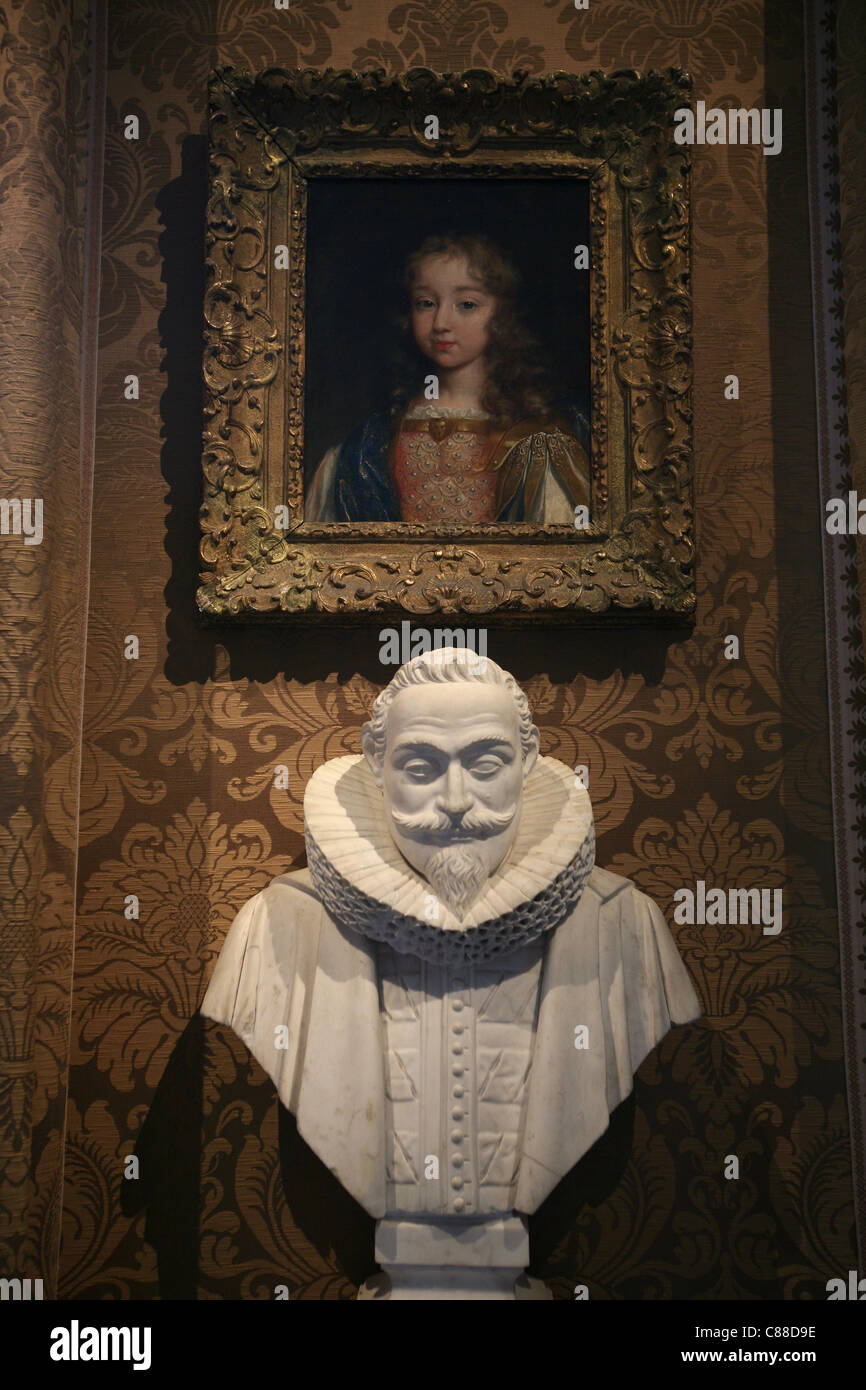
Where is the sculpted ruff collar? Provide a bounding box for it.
[304,754,595,965]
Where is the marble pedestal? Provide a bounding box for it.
[357,1215,552,1301]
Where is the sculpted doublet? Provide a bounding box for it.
[202,652,701,1299]
[378,936,543,1218]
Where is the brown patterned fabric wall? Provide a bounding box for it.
[0,0,100,1299]
[1,0,859,1300]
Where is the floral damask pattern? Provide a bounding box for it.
[771,1095,856,1300]
[546,0,765,87]
[608,796,839,1132]
[206,677,376,827]
[42,598,170,850]
[73,800,288,1091]
[59,1098,158,1299]
[0,0,93,1293]
[111,0,352,111]
[199,1063,357,1300]
[352,0,547,73]
[46,0,860,1302]
[0,808,73,1246]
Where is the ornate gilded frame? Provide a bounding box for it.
[199,66,693,623]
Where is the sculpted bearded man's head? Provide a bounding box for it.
[361,648,541,920]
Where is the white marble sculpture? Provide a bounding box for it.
[202,648,701,1299]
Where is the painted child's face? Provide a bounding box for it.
[410,254,496,371]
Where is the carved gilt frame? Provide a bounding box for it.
[199,66,693,623]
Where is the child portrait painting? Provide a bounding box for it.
[302,179,592,528]
[200,69,695,622]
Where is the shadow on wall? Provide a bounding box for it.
[123,1013,634,1299]
[157,134,687,693]
[122,1013,376,1298]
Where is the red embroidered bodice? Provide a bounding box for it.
[393,416,499,523]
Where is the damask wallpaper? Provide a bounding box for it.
[1,0,863,1303]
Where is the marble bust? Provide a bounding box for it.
[202,647,701,1299]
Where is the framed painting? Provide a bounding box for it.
[198,66,693,623]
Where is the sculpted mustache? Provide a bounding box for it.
[389,805,517,837]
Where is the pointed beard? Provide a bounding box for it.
[425,844,489,922]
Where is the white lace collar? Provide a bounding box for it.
[404,403,491,419]
[304,755,595,965]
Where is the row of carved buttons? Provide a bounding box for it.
[451,979,468,1208]
[452,1001,465,1105]
[452,1034,469,1209]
